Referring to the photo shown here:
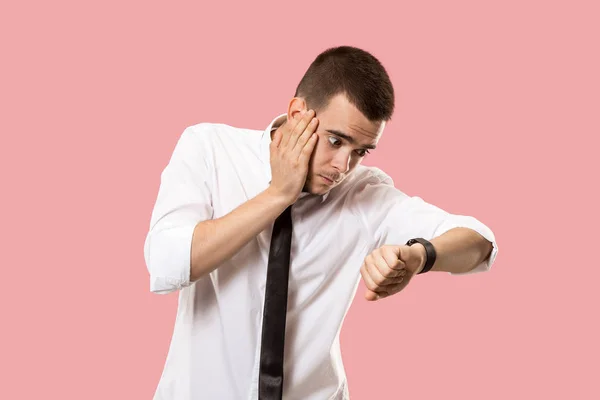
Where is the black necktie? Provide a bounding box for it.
[258,205,293,399]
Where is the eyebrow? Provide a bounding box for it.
[325,129,377,150]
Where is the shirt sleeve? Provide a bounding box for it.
[356,168,498,275]
[143,125,215,294]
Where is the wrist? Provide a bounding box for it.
[411,243,427,275]
[264,186,294,209]
[405,238,437,275]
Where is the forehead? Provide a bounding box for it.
[317,94,385,145]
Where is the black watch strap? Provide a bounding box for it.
[406,238,437,274]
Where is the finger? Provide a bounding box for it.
[298,131,318,164]
[271,128,283,149]
[360,262,385,295]
[373,290,391,300]
[367,254,390,286]
[384,275,405,286]
[396,245,414,268]
[385,278,410,297]
[280,113,302,148]
[366,286,392,301]
[292,117,318,156]
[381,284,401,298]
[365,288,381,301]
[390,256,407,274]
[286,110,314,149]
[382,246,406,274]
[372,252,406,283]
[361,261,396,301]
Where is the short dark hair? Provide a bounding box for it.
[294,46,395,122]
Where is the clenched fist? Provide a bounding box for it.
[360,244,427,301]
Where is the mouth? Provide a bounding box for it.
[319,175,336,185]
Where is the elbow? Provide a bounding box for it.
[480,238,494,264]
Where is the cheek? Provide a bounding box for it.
[310,139,329,164]
[344,156,362,174]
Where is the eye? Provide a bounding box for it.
[328,136,342,147]
[356,149,370,157]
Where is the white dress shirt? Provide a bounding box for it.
[143,114,498,400]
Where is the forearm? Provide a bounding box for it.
[421,227,493,274]
[189,187,290,281]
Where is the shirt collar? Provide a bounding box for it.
[261,114,330,203]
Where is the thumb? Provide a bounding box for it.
[365,289,379,301]
[396,245,411,262]
[384,245,406,270]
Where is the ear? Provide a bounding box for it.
[287,97,308,121]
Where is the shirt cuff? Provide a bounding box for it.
[144,224,196,294]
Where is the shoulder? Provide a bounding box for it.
[181,121,261,144]
[345,165,395,189]
[171,121,262,160]
[337,165,410,208]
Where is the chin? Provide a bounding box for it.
[310,188,330,196]
[304,180,331,196]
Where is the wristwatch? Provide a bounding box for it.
[405,238,437,274]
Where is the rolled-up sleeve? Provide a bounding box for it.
[358,168,498,275]
[143,125,214,294]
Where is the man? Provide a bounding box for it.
[144,45,498,399]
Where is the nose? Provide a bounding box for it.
[331,150,351,174]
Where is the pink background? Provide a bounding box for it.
[2,0,598,398]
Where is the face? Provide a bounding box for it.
[289,94,386,196]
